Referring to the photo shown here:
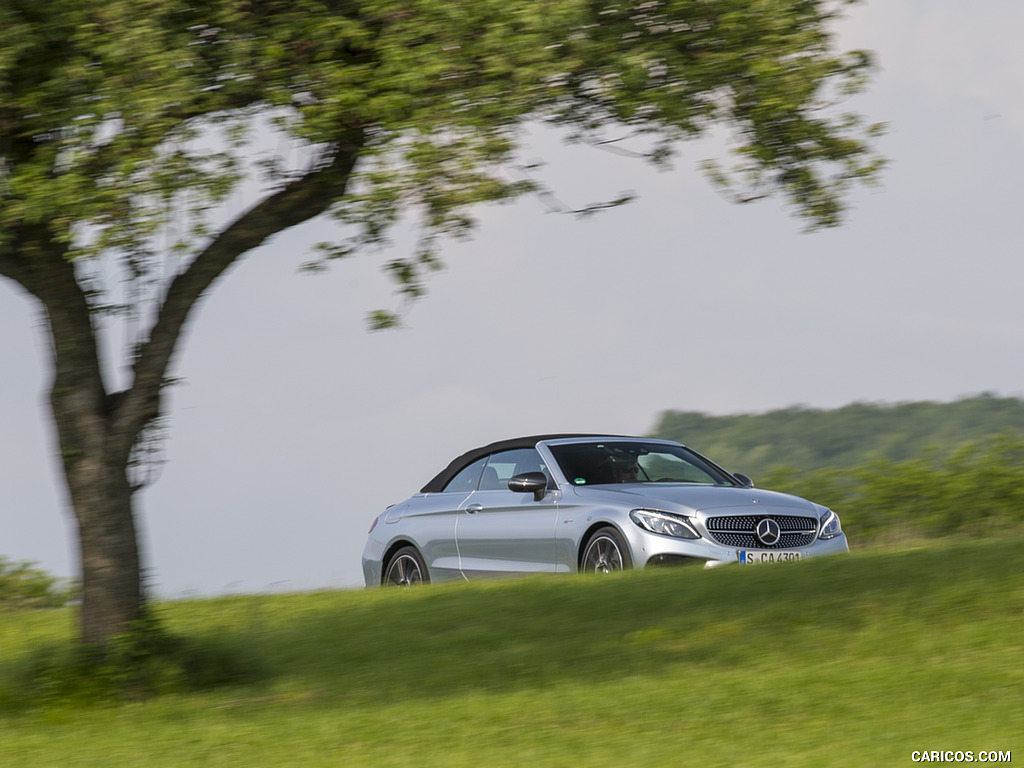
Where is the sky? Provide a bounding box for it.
[3,0,1023,596]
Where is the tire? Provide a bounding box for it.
[580,527,633,574]
[383,546,430,586]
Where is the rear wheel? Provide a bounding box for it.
[581,527,632,573]
[383,546,429,586]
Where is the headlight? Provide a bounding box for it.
[818,509,842,540]
[630,509,700,540]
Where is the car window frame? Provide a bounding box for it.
[440,456,488,493]
[545,440,738,487]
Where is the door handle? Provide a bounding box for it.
[465,504,484,514]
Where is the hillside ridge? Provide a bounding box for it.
[650,392,1024,476]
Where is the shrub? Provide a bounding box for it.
[761,434,1024,544]
[0,557,73,610]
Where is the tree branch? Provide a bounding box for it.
[1,226,112,470]
[114,130,364,442]
[0,231,35,294]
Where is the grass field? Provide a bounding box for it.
[2,538,1022,767]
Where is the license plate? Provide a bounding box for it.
[738,550,802,564]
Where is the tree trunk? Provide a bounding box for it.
[36,239,155,646]
[65,448,144,645]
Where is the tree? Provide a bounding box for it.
[0,0,884,648]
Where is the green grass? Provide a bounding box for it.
[2,538,1022,767]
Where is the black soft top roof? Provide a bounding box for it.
[420,434,627,493]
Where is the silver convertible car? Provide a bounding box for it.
[361,435,848,586]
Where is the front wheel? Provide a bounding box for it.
[581,527,632,574]
[383,546,429,586]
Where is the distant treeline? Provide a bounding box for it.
[651,394,1024,544]
[651,393,1024,477]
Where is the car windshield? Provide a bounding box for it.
[547,441,738,487]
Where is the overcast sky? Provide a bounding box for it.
[3,0,1023,595]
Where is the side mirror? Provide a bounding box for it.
[508,472,549,501]
[733,472,754,488]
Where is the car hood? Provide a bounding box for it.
[568,484,818,515]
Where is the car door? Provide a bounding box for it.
[455,448,560,578]
[394,456,487,582]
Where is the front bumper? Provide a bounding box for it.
[627,526,850,568]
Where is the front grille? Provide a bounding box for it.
[706,514,817,549]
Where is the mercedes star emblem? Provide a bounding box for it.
[755,517,782,546]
